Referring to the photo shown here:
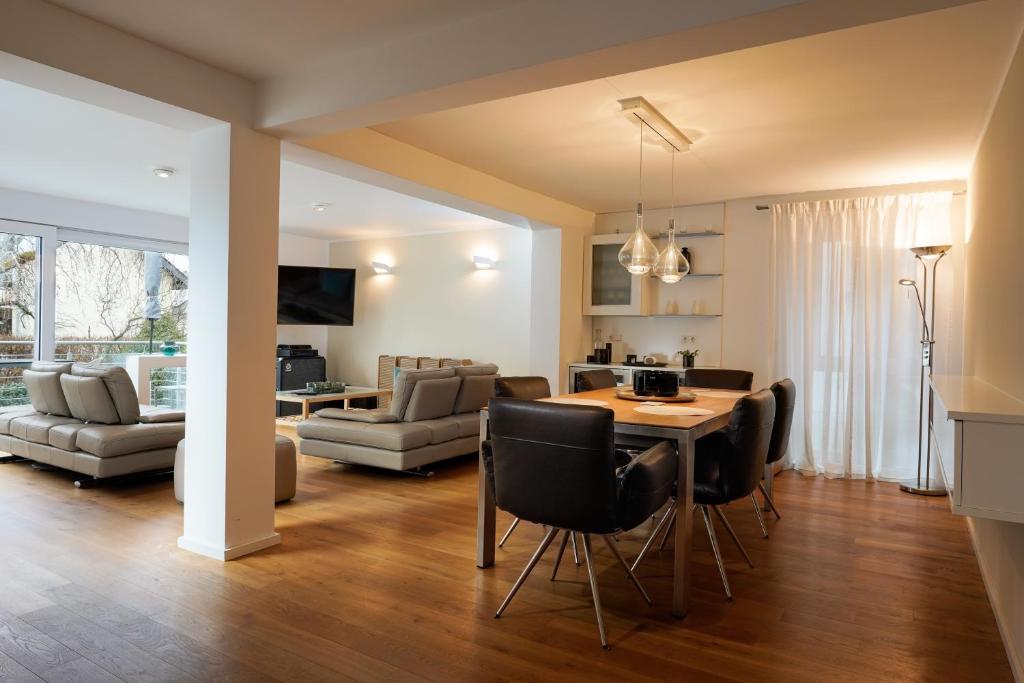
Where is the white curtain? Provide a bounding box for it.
[770,192,952,480]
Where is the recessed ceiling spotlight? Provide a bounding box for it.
[312,203,330,212]
[152,167,175,178]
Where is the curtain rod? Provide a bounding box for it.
[755,189,967,211]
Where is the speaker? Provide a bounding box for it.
[275,356,325,417]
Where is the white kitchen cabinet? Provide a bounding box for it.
[582,233,651,315]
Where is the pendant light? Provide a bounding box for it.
[654,150,690,283]
[618,122,658,274]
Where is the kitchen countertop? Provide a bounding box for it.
[931,374,1024,425]
[569,362,720,371]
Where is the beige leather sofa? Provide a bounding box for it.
[297,364,497,473]
[0,361,185,486]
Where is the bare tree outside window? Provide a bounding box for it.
[55,242,188,363]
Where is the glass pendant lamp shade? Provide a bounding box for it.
[618,203,658,274]
[654,220,690,283]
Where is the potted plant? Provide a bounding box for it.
[677,348,699,368]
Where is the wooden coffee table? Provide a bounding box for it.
[275,386,392,423]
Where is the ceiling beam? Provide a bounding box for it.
[258,0,983,139]
[0,0,254,129]
[295,132,595,231]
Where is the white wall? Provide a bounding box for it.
[963,28,1024,682]
[276,232,332,355]
[326,226,533,387]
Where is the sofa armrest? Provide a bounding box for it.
[314,408,399,423]
[138,406,186,423]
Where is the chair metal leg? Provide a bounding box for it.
[580,534,609,649]
[571,531,581,566]
[759,482,781,520]
[700,505,731,600]
[550,529,571,580]
[603,535,652,605]
[751,494,768,538]
[631,499,675,572]
[658,507,677,551]
[712,505,754,568]
[495,526,560,618]
[498,517,520,548]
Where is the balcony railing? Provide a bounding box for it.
[0,340,188,408]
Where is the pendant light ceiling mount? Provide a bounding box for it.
[618,96,692,153]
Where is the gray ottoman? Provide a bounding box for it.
[174,435,297,503]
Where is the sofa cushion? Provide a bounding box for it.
[454,364,499,378]
[137,406,186,423]
[75,422,185,458]
[297,417,431,451]
[448,412,482,439]
[48,422,91,451]
[9,414,82,445]
[30,361,74,374]
[404,376,461,422]
[416,417,460,444]
[314,408,398,423]
[23,370,72,417]
[60,375,121,424]
[389,367,456,419]
[0,407,38,434]
[71,364,140,425]
[453,374,497,414]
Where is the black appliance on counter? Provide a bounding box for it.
[633,369,680,397]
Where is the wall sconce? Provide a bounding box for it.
[473,255,496,270]
[371,261,393,275]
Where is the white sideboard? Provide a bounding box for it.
[931,375,1024,523]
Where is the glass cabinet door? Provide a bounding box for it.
[591,243,632,306]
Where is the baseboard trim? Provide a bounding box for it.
[967,517,1023,683]
[178,532,281,561]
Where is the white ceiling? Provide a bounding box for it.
[45,0,521,81]
[0,78,506,240]
[373,0,1024,213]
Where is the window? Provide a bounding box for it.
[0,223,188,410]
[55,242,188,365]
[0,231,40,407]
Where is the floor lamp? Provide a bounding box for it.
[898,244,951,496]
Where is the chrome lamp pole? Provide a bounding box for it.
[898,244,951,496]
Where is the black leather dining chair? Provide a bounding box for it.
[486,398,676,648]
[682,368,754,391]
[631,390,775,601]
[492,377,553,550]
[576,368,618,391]
[758,378,795,527]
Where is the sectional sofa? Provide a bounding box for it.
[0,361,185,486]
[297,364,497,473]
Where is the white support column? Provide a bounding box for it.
[179,123,281,561]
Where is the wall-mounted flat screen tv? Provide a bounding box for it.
[277,266,356,325]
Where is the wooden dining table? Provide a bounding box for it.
[476,385,747,618]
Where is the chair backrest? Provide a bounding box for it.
[766,378,796,465]
[717,388,776,501]
[494,376,551,400]
[489,398,619,532]
[577,369,617,391]
[683,368,753,391]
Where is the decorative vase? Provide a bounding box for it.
[160,341,179,357]
[682,354,696,368]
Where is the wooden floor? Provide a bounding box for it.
[0,433,1011,683]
